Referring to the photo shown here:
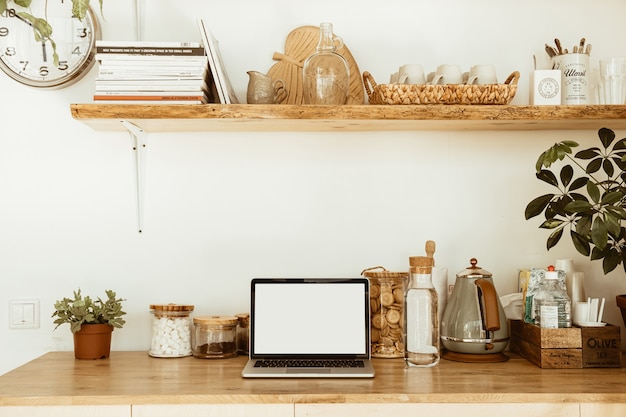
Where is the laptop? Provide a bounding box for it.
[241,278,375,378]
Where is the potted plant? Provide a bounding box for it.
[52,289,126,359]
[525,127,626,328]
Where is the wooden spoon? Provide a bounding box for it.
[425,240,436,266]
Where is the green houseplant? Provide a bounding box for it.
[525,127,626,275]
[52,289,126,359]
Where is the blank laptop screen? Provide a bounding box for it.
[251,279,369,356]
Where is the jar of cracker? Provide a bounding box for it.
[192,315,238,359]
[361,266,408,358]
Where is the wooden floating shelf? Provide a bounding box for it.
[70,104,626,133]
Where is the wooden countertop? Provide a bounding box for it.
[0,352,625,406]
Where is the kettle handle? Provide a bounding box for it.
[474,278,501,331]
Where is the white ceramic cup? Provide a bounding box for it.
[389,72,399,83]
[431,64,463,85]
[397,64,426,84]
[466,64,498,85]
[573,301,589,325]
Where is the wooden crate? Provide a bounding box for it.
[509,320,622,369]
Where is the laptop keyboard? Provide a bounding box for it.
[254,359,365,368]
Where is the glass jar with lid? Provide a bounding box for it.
[235,313,250,355]
[361,266,408,358]
[149,304,194,358]
[193,315,238,359]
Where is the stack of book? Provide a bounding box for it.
[94,40,212,104]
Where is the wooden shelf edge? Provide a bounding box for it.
[69,104,626,132]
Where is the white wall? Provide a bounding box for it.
[2,0,626,375]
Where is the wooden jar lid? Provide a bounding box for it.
[150,303,195,311]
[361,266,408,279]
[193,315,238,326]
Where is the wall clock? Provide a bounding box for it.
[0,3,100,88]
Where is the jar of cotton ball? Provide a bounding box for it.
[149,304,194,358]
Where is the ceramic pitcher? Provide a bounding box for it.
[246,71,288,104]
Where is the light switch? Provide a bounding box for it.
[9,299,40,329]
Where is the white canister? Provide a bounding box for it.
[552,53,590,104]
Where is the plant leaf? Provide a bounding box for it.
[540,219,565,229]
[598,127,616,149]
[601,191,624,205]
[591,216,608,249]
[586,158,602,174]
[560,165,573,187]
[547,227,564,250]
[536,170,559,187]
[587,181,601,203]
[575,148,601,160]
[525,194,554,219]
[603,248,621,274]
[575,215,592,236]
[571,231,591,256]
[605,205,626,220]
[71,0,90,19]
[603,158,615,177]
[565,200,593,213]
[614,138,626,150]
[568,177,588,191]
[605,213,621,237]
[535,150,547,172]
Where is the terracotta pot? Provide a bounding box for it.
[617,295,626,328]
[73,324,113,359]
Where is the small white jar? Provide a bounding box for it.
[149,304,194,358]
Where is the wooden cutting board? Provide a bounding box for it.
[267,25,364,105]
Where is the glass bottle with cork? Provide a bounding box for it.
[534,265,572,328]
[404,256,440,367]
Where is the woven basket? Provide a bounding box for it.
[363,71,520,105]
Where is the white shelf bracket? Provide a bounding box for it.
[121,120,147,233]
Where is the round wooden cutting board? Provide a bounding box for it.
[268,25,365,105]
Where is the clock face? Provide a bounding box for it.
[0,2,100,88]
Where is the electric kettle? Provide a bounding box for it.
[440,258,509,362]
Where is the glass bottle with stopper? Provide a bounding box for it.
[404,256,439,367]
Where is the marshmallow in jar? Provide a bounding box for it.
[149,304,194,358]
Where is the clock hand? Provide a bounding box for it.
[41,41,48,62]
[9,10,34,28]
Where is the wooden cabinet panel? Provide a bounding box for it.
[132,404,293,417]
[295,403,580,417]
[0,405,130,417]
[581,403,626,417]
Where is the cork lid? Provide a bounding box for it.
[193,315,238,326]
[409,256,433,273]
